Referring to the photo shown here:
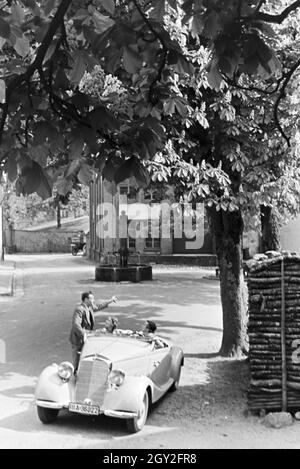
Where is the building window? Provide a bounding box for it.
[129,236,136,249]
[128,186,138,200]
[120,185,128,195]
[145,219,160,250]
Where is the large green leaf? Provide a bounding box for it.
[20,0,38,11]
[114,157,137,184]
[53,68,70,90]
[69,137,84,160]
[43,0,56,16]
[172,54,195,75]
[123,46,142,73]
[5,152,18,181]
[14,35,30,57]
[71,92,90,111]
[32,122,58,146]
[0,37,6,50]
[69,51,87,85]
[77,162,95,185]
[36,170,53,199]
[202,11,221,39]
[255,37,273,64]
[92,11,115,34]
[102,155,123,181]
[0,17,10,39]
[11,3,25,24]
[95,154,107,172]
[99,0,115,15]
[163,98,176,115]
[207,66,223,89]
[0,79,5,103]
[133,161,150,188]
[17,161,53,199]
[89,106,120,131]
[55,177,74,197]
[29,145,49,167]
[65,159,81,178]
[114,157,151,187]
[149,0,166,20]
[191,13,204,37]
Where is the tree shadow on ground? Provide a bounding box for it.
[77,275,221,308]
[0,297,223,380]
[93,303,223,336]
[0,385,35,399]
[0,403,131,441]
[184,352,220,359]
[148,357,250,426]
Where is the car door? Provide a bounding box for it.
[148,346,172,388]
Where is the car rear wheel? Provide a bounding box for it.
[126,391,149,433]
[37,406,59,424]
[169,367,181,392]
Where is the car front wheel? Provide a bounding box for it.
[126,391,149,433]
[37,406,59,424]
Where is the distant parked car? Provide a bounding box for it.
[70,231,86,256]
[35,331,184,432]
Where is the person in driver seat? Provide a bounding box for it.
[141,320,166,348]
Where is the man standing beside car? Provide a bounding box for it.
[69,291,117,373]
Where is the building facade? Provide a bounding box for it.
[89,175,214,263]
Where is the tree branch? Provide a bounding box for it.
[148,47,168,104]
[0,0,72,145]
[255,0,266,13]
[130,0,165,47]
[255,0,300,23]
[273,56,300,146]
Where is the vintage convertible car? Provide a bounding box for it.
[35,331,184,432]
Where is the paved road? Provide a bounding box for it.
[0,254,222,449]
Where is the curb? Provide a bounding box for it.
[0,261,16,297]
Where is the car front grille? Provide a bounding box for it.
[75,358,109,406]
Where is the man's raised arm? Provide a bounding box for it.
[93,295,117,311]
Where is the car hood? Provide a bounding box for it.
[81,335,151,362]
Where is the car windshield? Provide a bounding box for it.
[81,335,152,360]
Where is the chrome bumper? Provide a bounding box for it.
[36,400,138,419]
[36,399,66,409]
[104,409,138,419]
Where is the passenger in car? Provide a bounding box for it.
[141,320,166,348]
[99,316,119,333]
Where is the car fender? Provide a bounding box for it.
[169,346,184,380]
[102,375,153,414]
[35,364,75,406]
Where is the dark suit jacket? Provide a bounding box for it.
[69,300,109,348]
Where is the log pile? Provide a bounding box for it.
[247,251,300,411]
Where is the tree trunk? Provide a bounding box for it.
[0,204,4,261]
[57,201,61,229]
[260,205,281,252]
[209,207,248,357]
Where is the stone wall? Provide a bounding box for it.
[5,229,80,253]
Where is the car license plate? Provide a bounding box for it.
[69,402,100,415]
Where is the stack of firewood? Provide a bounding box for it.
[246,251,300,411]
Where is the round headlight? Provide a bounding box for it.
[108,369,125,386]
[58,361,74,381]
